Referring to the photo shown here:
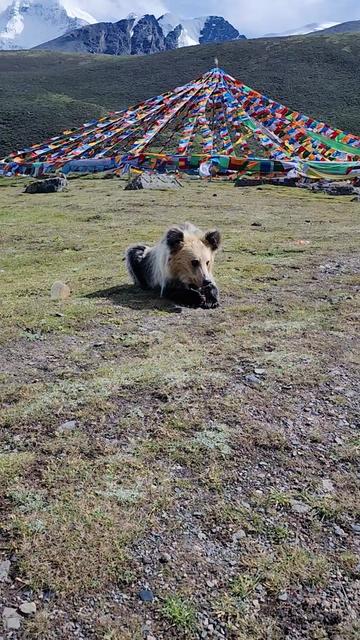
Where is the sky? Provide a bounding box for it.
[1,0,360,36]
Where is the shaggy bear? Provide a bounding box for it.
[126,222,221,308]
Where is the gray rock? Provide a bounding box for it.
[58,420,77,432]
[24,176,67,194]
[2,607,21,631]
[290,500,311,514]
[322,478,335,493]
[244,374,262,387]
[232,529,247,542]
[159,552,171,564]
[125,173,183,191]
[351,523,360,534]
[333,525,346,538]
[0,560,10,582]
[51,281,70,301]
[19,602,36,615]
[139,588,154,603]
[278,592,288,602]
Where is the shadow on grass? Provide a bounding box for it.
[86,284,180,312]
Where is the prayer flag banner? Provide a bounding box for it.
[1,67,360,176]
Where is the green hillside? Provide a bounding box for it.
[1,33,360,156]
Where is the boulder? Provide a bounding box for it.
[51,281,71,301]
[124,173,182,191]
[24,176,68,194]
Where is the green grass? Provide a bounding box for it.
[1,32,360,155]
[161,596,197,633]
[0,177,359,639]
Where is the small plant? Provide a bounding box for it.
[266,523,289,543]
[194,423,232,455]
[232,573,261,600]
[266,490,292,509]
[161,596,196,632]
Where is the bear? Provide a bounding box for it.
[125,222,221,309]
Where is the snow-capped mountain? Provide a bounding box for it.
[35,13,245,55]
[0,0,96,50]
[264,22,339,37]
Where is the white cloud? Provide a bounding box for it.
[0,0,359,36]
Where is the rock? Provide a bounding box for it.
[24,176,67,194]
[0,560,10,582]
[19,602,36,615]
[351,523,360,534]
[125,173,182,191]
[333,525,346,538]
[58,420,77,432]
[251,222,262,227]
[322,478,335,493]
[2,607,21,631]
[244,374,262,387]
[159,552,171,564]
[139,588,154,603]
[290,500,311,514]
[51,281,70,301]
[254,368,266,376]
[232,529,246,543]
[278,592,288,602]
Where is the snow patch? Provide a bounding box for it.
[265,21,340,37]
[0,0,95,49]
[158,13,207,47]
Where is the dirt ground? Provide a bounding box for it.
[0,176,359,640]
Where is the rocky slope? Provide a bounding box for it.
[35,13,244,55]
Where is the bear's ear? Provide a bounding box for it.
[166,227,184,252]
[203,229,221,252]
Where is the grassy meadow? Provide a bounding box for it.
[0,176,359,639]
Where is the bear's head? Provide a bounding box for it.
[166,225,221,288]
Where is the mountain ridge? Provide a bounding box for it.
[34,13,244,55]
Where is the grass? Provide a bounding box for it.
[1,32,360,155]
[161,596,197,633]
[0,177,359,639]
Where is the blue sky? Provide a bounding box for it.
[72,0,360,36]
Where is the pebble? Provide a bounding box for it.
[139,589,154,603]
[57,420,77,432]
[254,368,266,376]
[2,607,21,631]
[159,552,171,564]
[351,523,360,534]
[0,560,10,582]
[290,500,311,514]
[333,525,346,538]
[322,479,335,493]
[50,281,70,301]
[19,602,36,616]
[232,529,247,543]
[278,592,289,602]
[244,374,262,387]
